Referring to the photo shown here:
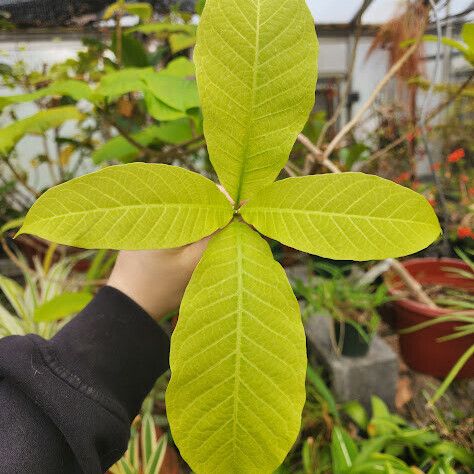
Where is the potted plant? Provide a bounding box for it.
[294,263,390,357]
[385,252,474,378]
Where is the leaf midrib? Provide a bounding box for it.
[232,228,243,463]
[244,206,438,226]
[234,0,261,205]
[26,202,231,223]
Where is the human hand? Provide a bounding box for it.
[107,237,210,321]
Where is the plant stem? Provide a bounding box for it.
[388,259,438,308]
[42,134,58,184]
[297,133,341,174]
[54,128,65,182]
[2,155,40,198]
[99,109,204,166]
[115,9,123,68]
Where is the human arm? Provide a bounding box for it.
[0,240,208,473]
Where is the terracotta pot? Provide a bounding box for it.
[385,258,474,379]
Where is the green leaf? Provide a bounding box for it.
[195,0,319,203]
[195,0,206,14]
[331,426,358,473]
[117,458,135,474]
[306,365,339,421]
[338,143,370,170]
[343,401,368,430]
[92,120,194,164]
[1,216,24,234]
[166,221,306,473]
[0,303,24,336]
[144,92,187,121]
[0,275,28,321]
[141,412,158,466]
[103,1,122,19]
[152,118,194,143]
[407,33,474,64]
[92,130,151,164]
[427,458,456,474]
[430,441,474,466]
[0,80,92,110]
[94,68,153,98]
[18,164,233,250]
[371,396,390,419]
[0,106,84,155]
[240,173,441,261]
[353,436,393,465]
[103,0,152,20]
[127,22,197,36]
[34,292,93,322]
[429,344,474,405]
[145,434,167,474]
[116,33,150,67]
[169,32,196,53]
[124,2,153,21]
[162,57,195,77]
[462,23,474,50]
[143,74,199,111]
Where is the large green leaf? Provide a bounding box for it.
[0,106,84,155]
[18,164,233,250]
[0,80,92,110]
[166,221,306,473]
[241,173,441,261]
[195,0,318,203]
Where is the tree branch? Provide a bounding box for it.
[321,28,426,163]
[298,133,341,174]
[361,71,474,169]
[99,109,204,166]
[2,156,40,198]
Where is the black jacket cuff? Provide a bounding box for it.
[51,285,171,420]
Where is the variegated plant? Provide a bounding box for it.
[0,253,92,338]
[108,413,167,474]
[18,0,441,472]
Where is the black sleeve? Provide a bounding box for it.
[0,286,171,474]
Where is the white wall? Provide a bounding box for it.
[0,39,91,191]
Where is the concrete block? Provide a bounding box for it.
[305,314,398,412]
